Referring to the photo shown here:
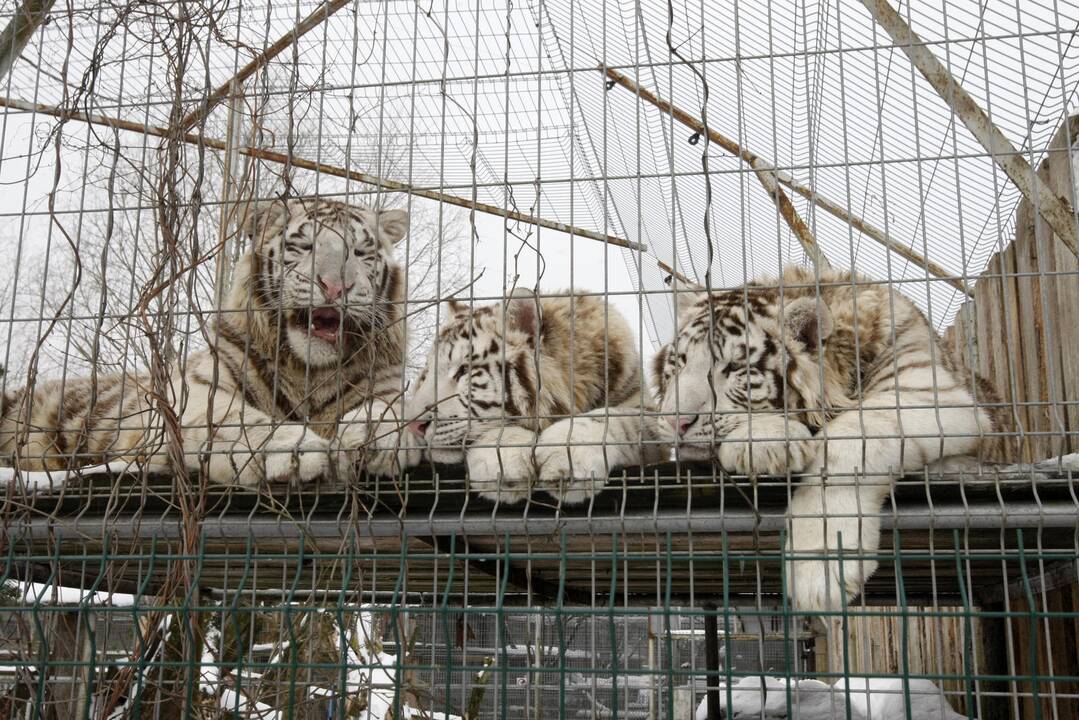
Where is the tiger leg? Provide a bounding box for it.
[786,381,989,611]
[466,426,538,504]
[534,401,670,504]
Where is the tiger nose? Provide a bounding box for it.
[316,276,351,302]
[407,420,429,439]
[666,415,695,436]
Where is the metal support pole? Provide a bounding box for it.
[860,0,1079,260]
[0,94,646,253]
[0,0,55,83]
[215,81,245,305]
[703,604,721,720]
[603,66,974,295]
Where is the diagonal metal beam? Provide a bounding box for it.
[179,0,350,132]
[601,67,832,272]
[0,95,647,252]
[0,0,56,83]
[860,0,1079,260]
[604,66,974,296]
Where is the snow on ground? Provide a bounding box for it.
[696,675,971,720]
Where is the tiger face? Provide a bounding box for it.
[244,198,408,368]
[654,289,830,460]
[405,293,542,464]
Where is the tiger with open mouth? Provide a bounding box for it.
[0,197,417,485]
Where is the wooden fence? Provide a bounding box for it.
[942,113,1079,719]
[944,114,1079,463]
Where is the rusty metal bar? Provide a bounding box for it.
[781,181,969,294]
[860,0,1079,260]
[0,95,647,252]
[0,0,56,83]
[656,258,697,289]
[603,66,832,271]
[178,0,350,132]
[603,66,975,296]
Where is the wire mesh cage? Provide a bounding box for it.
[0,0,1077,718]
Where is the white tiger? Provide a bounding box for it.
[1,197,415,485]
[653,265,1003,611]
[396,290,669,503]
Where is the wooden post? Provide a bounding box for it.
[215,81,246,306]
[45,609,92,720]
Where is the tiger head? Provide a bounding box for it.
[653,285,836,459]
[226,198,409,368]
[405,291,543,464]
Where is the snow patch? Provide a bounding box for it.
[696,675,971,720]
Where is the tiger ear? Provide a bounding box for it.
[782,296,833,349]
[445,298,467,315]
[239,199,289,246]
[505,288,542,341]
[376,208,410,245]
[651,345,670,399]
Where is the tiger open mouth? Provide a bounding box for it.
[293,308,345,344]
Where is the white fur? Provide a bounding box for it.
[785,367,991,611]
[339,400,424,477]
[466,426,536,503]
[535,412,621,504]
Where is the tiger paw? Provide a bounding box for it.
[718,417,813,476]
[535,418,610,504]
[338,408,423,478]
[353,422,423,477]
[466,442,534,504]
[785,502,878,612]
[262,426,332,486]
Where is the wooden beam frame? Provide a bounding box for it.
[861,0,1079,261]
[0,95,647,252]
[602,67,832,272]
[603,66,974,296]
[179,0,351,132]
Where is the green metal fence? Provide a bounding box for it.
[1,461,1076,718]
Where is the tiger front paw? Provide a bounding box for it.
[785,488,879,611]
[535,418,610,504]
[718,417,813,476]
[354,422,424,477]
[261,425,332,486]
[338,407,424,478]
[466,441,534,504]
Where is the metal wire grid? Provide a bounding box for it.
[0,0,1076,718]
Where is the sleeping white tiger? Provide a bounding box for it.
[0,197,414,485]
[653,265,1003,611]
[397,290,669,503]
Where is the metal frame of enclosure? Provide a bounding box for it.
[0,1,1077,718]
